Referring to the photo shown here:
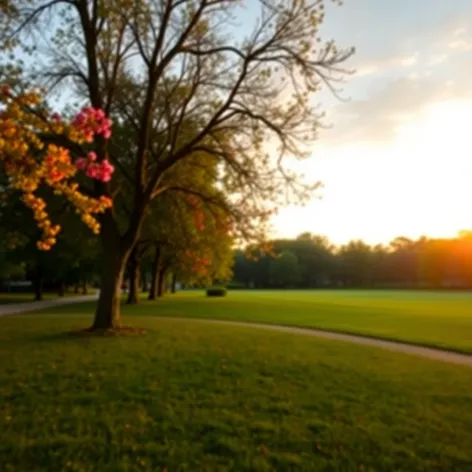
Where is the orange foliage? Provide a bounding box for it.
[183,248,211,277]
[0,85,114,250]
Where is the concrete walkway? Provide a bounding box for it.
[1,296,471,367]
[0,293,98,317]
[188,319,472,368]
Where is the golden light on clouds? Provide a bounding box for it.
[272,99,472,245]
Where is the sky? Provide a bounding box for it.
[239,0,472,245]
[10,1,472,247]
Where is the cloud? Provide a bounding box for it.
[447,38,472,52]
[316,13,472,148]
[452,26,467,37]
[427,54,447,66]
[354,54,418,78]
[319,70,472,147]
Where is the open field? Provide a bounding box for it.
[0,292,94,305]
[1,313,472,471]
[38,290,472,353]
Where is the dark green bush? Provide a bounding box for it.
[206,287,227,297]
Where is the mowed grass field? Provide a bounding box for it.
[0,292,92,305]
[1,314,472,471]
[40,290,472,353]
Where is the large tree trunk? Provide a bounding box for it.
[126,249,140,305]
[58,282,65,297]
[82,280,88,295]
[157,267,167,297]
[91,215,133,330]
[171,273,177,293]
[148,246,161,300]
[92,249,128,329]
[90,183,147,329]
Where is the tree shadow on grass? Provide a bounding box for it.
[29,327,146,344]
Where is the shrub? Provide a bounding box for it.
[206,287,227,297]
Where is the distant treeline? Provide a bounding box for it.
[232,232,472,289]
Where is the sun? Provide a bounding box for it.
[391,99,472,238]
[272,99,472,245]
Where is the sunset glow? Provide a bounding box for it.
[273,99,472,245]
[269,0,472,245]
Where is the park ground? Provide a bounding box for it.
[1,290,472,471]
[39,289,472,353]
[0,291,94,305]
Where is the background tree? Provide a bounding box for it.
[142,188,234,298]
[386,237,420,287]
[336,240,373,287]
[276,234,334,287]
[231,231,472,290]
[0,188,101,299]
[269,250,301,288]
[232,250,254,288]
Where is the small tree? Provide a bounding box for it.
[143,188,234,296]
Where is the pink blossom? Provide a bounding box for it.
[98,160,114,182]
[102,160,114,172]
[73,112,86,125]
[71,106,112,142]
[75,158,87,170]
[71,106,116,181]
[86,165,100,179]
[78,159,115,182]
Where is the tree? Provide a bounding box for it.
[275,234,335,287]
[370,244,389,287]
[141,187,234,297]
[337,240,373,287]
[2,0,353,329]
[0,172,102,299]
[233,250,254,288]
[455,232,472,287]
[269,250,301,288]
[0,236,26,291]
[386,237,420,287]
[125,245,143,304]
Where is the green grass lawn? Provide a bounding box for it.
[40,290,472,353]
[0,291,93,305]
[1,313,472,471]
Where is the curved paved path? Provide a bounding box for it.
[0,293,98,317]
[1,296,471,367]
[187,319,472,367]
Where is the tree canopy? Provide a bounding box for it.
[1,0,354,329]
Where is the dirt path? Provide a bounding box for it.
[0,293,98,317]
[188,319,472,367]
